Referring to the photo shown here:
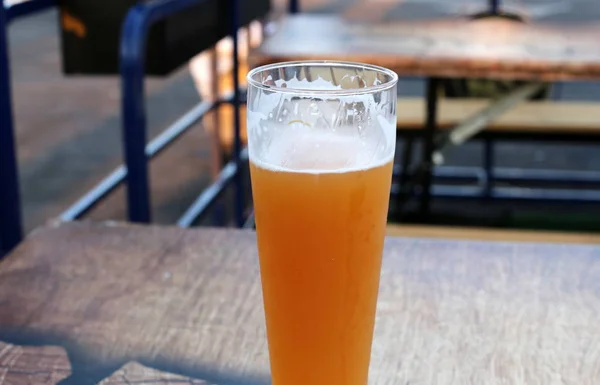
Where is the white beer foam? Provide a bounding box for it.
[250,121,394,174]
[248,75,396,173]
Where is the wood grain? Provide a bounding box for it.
[0,221,270,384]
[252,15,600,81]
[0,221,598,384]
[99,362,205,384]
[396,98,600,134]
[0,340,71,384]
[387,224,600,245]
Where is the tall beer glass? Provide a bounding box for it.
[247,61,398,385]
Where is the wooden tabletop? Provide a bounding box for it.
[0,221,599,384]
[252,14,600,81]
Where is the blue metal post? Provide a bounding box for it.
[230,0,244,227]
[289,0,300,14]
[419,77,440,218]
[120,7,152,223]
[483,138,494,198]
[489,0,499,14]
[0,5,23,254]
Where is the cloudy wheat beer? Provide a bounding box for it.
[247,62,398,385]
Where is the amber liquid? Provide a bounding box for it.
[250,157,393,385]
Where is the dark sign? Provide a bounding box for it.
[59,0,270,76]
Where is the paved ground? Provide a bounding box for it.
[7,0,600,233]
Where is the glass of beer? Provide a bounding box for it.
[247,61,398,385]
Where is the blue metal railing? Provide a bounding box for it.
[229,0,244,227]
[0,3,20,255]
[289,0,300,14]
[118,0,245,226]
[60,0,248,226]
[489,0,500,15]
[0,0,57,255]
[121,0,213,223]
[0,0,251,255]
[178,148,248,227]
[59,99,217,221]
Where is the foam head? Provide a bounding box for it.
[247,66,396,172]
[252,120,395,173]
[247,61,398,173]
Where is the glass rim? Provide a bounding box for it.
[246,60,398,97]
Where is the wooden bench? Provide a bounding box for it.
[386,224,600,245]
[396,98,600,135]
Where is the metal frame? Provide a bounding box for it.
[59,99,216,221]
[62,0,246,227]
[394,164,600,202]
[0,3,20,255]
[418,77,439,216]
[1,0,250,255]
[289,0,299,14]
[178,148,248,227]
[397,96,600,209]
[58,89,244,223]
[406,78,545,216]
[229,0,244,227]
[119,0,245,226]
[119,0,242,224]
[1,0,57,255]
[489,0,500,15]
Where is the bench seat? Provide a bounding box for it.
[397,98,600,134]
[386,224,600,245]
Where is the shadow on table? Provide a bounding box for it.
[0,330,269,385]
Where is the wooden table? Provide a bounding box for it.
[0,221,598,384]
[251,10,600,215]
[253,14,600,81]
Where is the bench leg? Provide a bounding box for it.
[230,0,245,228]
[120,6,153,223]
[400,136,415,186]
[489,0,500,14]
[289,0,299,13]
[419,77,440,218]
[392,136,415,216]
[209,47,227,226]
[483,138,494,198]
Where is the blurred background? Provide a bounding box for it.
[5,0,600,238]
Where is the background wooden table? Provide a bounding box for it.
[253,14,600,81]
[252,2,600,219]
[0,221,598,384]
